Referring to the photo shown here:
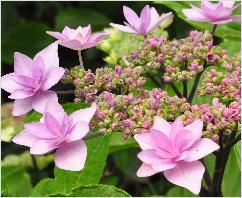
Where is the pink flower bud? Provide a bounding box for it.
[156,54,164,63]
[72,78,80,86]
[115,65,123,75]
[142,120,151,129]
[123,119,132,127]
[166,66,174,73]
[74,98,81,103]
[211,134,219,142]
[95,111,105,120]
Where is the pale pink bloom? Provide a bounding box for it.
[47,25,109,50]
[182,0,240,24]
[12,102,97,171]
[110,5,173,36]
[134,116,219,194]
[1,43,65,116]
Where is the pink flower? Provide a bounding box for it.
[182,0,240,24]
[1,43,65,116]
[134,116,219,194]
[110,5,173,36]
[47,25,109,50]
[12,102,97,171]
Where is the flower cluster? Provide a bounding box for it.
[199,53,241,102]
[91,89,190,138]
[127,30,227,82]
[63,65,146,102]
[182,98,240,141]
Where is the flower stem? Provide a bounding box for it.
[182,81,188,98]
[78,50,84,68]
[55,90,75,95]
[211,24,217,36]
[170,82,183,98]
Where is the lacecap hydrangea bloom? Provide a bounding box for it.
[182,0,240,24]
[1,43,65,116]
[47,25,109,51]
[110,5,173,36]
[134,116,219,194]
[12,102,97,171]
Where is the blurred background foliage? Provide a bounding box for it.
[1,1,241,197]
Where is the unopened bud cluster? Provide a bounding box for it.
[127,30,226,82]
[63,65,145,102]
[91,89,190,138]
[199,53,241,102]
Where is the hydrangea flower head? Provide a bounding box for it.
[182,0,240,24]
[110,5,173,36]
[1,43,65,116]
[47,25,109,50]
[12,102,97,171]
[134,116,219,194]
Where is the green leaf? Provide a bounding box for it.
[1,166,33,196]
[2,20,53,64]
[53,184,131,197]
[31,135,110,196]
[222,144,241,196]
[55,8,109,31]
[108,132,138,154]
[219,39,241,56]
[234,141,241,171]
[166,186,195,197]
[155,1,241,41]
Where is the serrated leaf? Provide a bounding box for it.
[53,184,131,197]
[2,20,53,64]
[55,8,109,31]
[30,135,110,196]
[155,1,240,41]
[1,166,33,196]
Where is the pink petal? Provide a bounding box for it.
[80,24,91,38]
[229,15,241,21]
[41,67,65,91]
[34,42,59,72]
[44,112,62,136]
[78,42,101,50]
[32,90,58,113]
[201,0,222,11]
[164,161,205,195]
[147,12,173,33]
[150,130,172,152]
[222,0,235,8]
[182,8,211,21]
[170,116,183,140]
[211,18,233,24]
[69,102,97,125]
[32,56,45,82]
[66,121,89,143]
[110,23,138,34]
[14,52,33,77]
[9,89,34,99]
[12,130,38,147]
[137,150,175,172]
[184,120,203,140]
[136,163,159,177]
[139,5,151,35]
[1,73,23,93]
[58,39,82,50]
[62,26,74,36]
[89,32,109,42]
[151,116,171,137]
[44,100,65,123]
[30,139,58,155]
[123,6,140,30]
[25,122,57,139]
[185,138,220,162]
[46,31,68,41]
[54,140,87,171]
[134,133,156,150]
[12,97,33,116]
